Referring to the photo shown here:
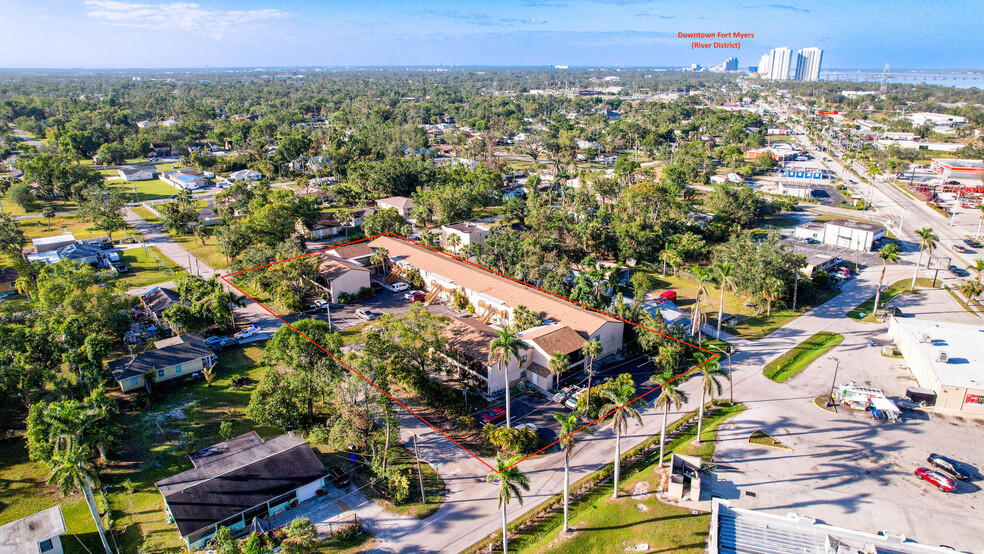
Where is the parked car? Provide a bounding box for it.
[327,466,352,488]
[658,290,677,302]
[482,407,507,424]
[953,245,967,253]
[914,467,957,492]
[404,290,424,301]
[203,335,227,346]
[803,237,820,244]
[928,454,971,481]
[112,262,129,273]
[355,308,377,321]
[310,299,329,309]
[391,282,410,292]
[234,326,260,340]
[212,337,238,351]
[963,239,977,247]
[99,241,114,250]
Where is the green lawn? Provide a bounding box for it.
[130,205,161,223]
[748,430,790,450]
[170,232,229,271]
[1,195,81,218]
[848,278,934,322]
[110,178,181,202]
[507,403,746,554]
[18,213,116,241]
[763,331,843,382]
[115,246,186,288]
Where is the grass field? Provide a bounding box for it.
[763,331,843,382]
[110,178,181,202]
[17,213,116,241]
[116,246,186,288]
[130,205,161,223]
[508,403,746,554]
[170,232,229,271]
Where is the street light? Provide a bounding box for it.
[704,343,735,405]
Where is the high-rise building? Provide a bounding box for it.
[794,47,823,81]
[723,57,738,71]
[767,47,792,80]
[758,53,771,76]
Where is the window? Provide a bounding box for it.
[520,355,528,363]
[175,364,182,374]
[156,369,165,379]
[39,539,53,552]
[129,377,139,387]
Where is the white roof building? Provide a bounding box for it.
[905,112,967,127]
[0,506,67,554]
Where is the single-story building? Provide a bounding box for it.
[162,170,207,191]
[149,142,172,157]
[906,112,967,128]
[31,233,76,253]
[793,218,885,252]
[118,165,157,182]
[197,202,223,227]
[324,242,374,267]
[228,169,263,182]
[710,173,744,185]
[141,286,182,328]
[888,317,984,416]
[52,243,103,265]
[930,158,984,179]
[442,221,491,254]
[296,213,343,240]
[108,333,216,392]
[0,505,67,554]
[376,196,412,217]
[349,207,376,227]
[156,432,330,549]
[777,180,814,199]
[0,267,18,295]
[318,254,371,302]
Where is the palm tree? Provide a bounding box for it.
[420,229,437,248]
[548,351,569,390]
[552,412,589,534]
[445,232,461,254]
[713,262,736,340]
[46,444,113,554]
[761,277,784,317]
[960,279,984,300]
[370,247,390,275]
[42,206,55,230]
[970,259,984,284]
[690,355,729,443]
[14,275,33,302]
[489,329,524,429]
[580,339,603,417]
[911,227,938,289]
[872,242,900,313]
[652,371,689,467]
[597,382,643,499]
[486,454,530,554]
[690,266,712,339]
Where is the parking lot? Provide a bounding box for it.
[285,286,460,332]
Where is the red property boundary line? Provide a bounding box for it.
[220,232,718,474]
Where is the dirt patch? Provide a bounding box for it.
[630,481,650,500]
[635,503,649,512]
[653,465,672,492]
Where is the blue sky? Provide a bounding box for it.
[0,0,978,69]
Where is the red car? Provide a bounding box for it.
[408,291,425,302]
[915,467,956,492]
[658,290,678,302]
[482,407,506,424]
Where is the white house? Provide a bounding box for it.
[710,172,744,185]
[0,506,66,554]
[318,254,371,302]
[32,233,77,253]
[376,196,413,217]
[441,221,491,254]
[118,165,157,182]
[793,218,885,251]
[228,169,263,182]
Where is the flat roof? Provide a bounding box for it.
[891,318,984,390]
[0,506,65,554]
[31,233,76,246]
[826,218,885,233]
[932,158,984,170]
[369,236,618,337]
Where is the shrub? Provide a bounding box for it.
[452,289,469,310]
[483,423,539,454]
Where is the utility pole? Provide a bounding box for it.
[827,359,840,409]
[727,346,734,405]
[792,272,800,311]
[412,433,426,504]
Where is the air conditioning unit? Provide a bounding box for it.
[937,351,948,364]
[919,333,931,343]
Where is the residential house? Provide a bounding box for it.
[0,506,67,554]
[27,242,105,266]
[296,213,343,240]
[156,432,330,549]
[148,142,172,157]
[32,233,76,253]
[349,207,376,227]
[0,267,17,295]
[602,109,622,121]
[141,286,182,328]
[376,196,413,217]
[162,170,206,191]
[136,120,156,128]
[442,221,491,254]
[118,165,157,182]
[517,324,587,391]
[160,119,180,127]
[197,201,223,227]
[228,169,263,182]
[710,172,744,185]
[307,156,330,171]
[318,254,371,302]
[108,333,216,393]
[324,242,374,267]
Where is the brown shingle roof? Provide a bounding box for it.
[527,362,551,377]
[327,243,374,260]
[444,316,497,365]
[318,254,369,281]
[377,196,412,210]
[369,236,616,337]
[519,325,586,356]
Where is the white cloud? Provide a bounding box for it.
[84,1,292,33]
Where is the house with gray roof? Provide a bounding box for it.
[118,165,157,182]
[109,333,216,392]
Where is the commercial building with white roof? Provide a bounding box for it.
[888,317,984,415]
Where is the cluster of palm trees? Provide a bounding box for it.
[484,353,732,552]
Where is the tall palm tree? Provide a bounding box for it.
[652,371,690,467]
[553,412,591,534]
[970,259,984,284]
[690,266,711,339]
[369,247,390,275]
[489,329,524,429]
[911,227,938,289]
[872,242,900,313]
[14,275,33,302]
[580,339,603,417]
[486,454,530,554]
[762,277,784,317]
[597,382,643,499]
[445,231,461,254]
[713,262,736,340]
[420,229,437,248]
[46,444,113,554]
[690,355,729,443]
[548,351,569,390]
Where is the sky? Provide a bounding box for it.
[0,0,979,70]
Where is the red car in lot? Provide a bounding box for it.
[915,467,957,492]
[482,407,506,424]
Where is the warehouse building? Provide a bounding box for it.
[888,317,984,415]
[930,158,984,179]
[793,218,885,252]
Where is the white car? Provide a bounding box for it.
[234,326,260,340]
[392,282,410,293]
[515,423,538,432]
[355,308,378,321]
[311,299,328,309]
